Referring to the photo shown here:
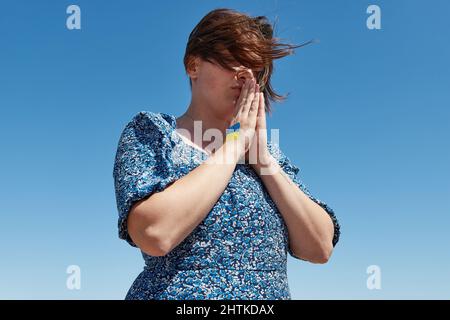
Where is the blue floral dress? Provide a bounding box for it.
[113,111,340,300]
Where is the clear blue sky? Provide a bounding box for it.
[1,0,449,299]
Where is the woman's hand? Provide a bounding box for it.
[246,88,275,174]
[228,78,261,159]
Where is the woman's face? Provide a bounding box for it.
[189,56,255,119]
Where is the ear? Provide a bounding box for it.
[186,55,200,80]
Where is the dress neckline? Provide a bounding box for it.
[160,112,211,157]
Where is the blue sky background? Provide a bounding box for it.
[1,0,449,299]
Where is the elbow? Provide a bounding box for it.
[128,214,173,257]
[297,241,333,264]
[311,242,334,264]
[127,196,175,257]
[141,227,173,257]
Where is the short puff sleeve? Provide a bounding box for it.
[113,111,178,247]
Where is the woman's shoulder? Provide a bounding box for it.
[115,110,178,157]
[126,110,176,134]
[266,140,284,162]
[113,111,177,173]
[266,140,301,174]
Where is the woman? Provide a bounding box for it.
[113,8,340,300]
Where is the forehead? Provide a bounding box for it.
[208,50,248,73]
[218,48,242,67]
[201,46,262,76]
[217,47,264,72]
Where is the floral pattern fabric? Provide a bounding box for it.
[113,111,340,300]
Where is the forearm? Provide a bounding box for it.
[137,140,241,253]
[256,156,335,263]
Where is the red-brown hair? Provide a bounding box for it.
[183,8,314,113]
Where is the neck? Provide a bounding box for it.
[178,102,233,148]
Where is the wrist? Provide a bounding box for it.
[218,139,244,165]
[223,122,245,164]
[252,154,279,176]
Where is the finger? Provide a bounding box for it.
[242,80,256,114]
[247,92,260,128]
[249,86,260,114]
[234,78,251,117]
[257,92,266,128]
